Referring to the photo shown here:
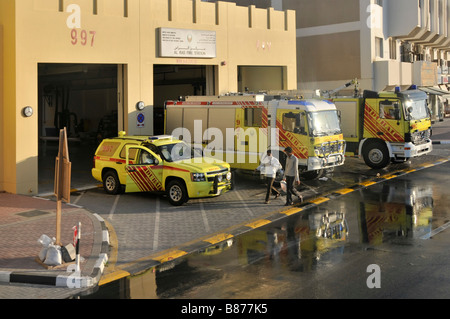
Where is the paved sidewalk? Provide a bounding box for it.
[0,192,109,299]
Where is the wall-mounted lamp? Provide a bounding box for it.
[221,61,227,66]
[136,101,145,111]
[22,106,33,117]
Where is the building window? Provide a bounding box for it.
[389,38,397,60]
[375,0,383,6]
[375,37,383,58]
[124,0,128,17]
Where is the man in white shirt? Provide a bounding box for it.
[283,147,302,206]
[257,150,282,204]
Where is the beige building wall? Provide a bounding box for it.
[297,31,361,83]
[0,0,296,195]
[283,0,360,28]
[283,0,365,93]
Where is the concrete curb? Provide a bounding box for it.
[432,140,450,144]
[0,212,110,288]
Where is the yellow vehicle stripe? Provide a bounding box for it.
[364,102,404,142]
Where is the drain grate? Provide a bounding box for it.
[17,210,51,218]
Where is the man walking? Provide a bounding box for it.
[257,150,282,204]
[283,147,302,206]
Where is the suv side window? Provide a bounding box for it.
[97,142,121,156]
[119,143,138,160]
[139,150,158,165]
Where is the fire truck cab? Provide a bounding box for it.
[331,86,432,169]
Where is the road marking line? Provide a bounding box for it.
[72,190,85,205]
[235,190,254,217]
[153,197,160,251]
[108,195,120,220]
[200,201,211,233]
[204,233,233,245]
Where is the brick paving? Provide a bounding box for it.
[0,192,102,298]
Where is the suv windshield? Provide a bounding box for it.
[405,99,429,121]
[308,110,342,137]
[158,142,202,162]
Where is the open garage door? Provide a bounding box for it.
[37,63,124,194]
[153,64,216,135]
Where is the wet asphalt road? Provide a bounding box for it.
[85,158,450,299]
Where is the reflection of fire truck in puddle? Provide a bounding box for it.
[294,209,349,265]
[358,181,433,245]
[236,208,349,269]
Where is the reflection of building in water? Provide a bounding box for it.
[358,180,433,245]
[235,207,349,273]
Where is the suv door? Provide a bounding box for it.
[125,145,164,193]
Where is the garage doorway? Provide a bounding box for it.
[153,64,216,135]
[37,63,125,194]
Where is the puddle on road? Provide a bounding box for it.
[82,166,450,299]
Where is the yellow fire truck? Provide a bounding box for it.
[165,95,346,179]
[327,81,433,169]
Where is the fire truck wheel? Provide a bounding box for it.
[363,141,390,169]
[167,179,188,206]
[103,170,121,195]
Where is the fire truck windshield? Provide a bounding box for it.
[308,110,342,137]
[404,99,429,121]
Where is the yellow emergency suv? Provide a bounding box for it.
[92,132,233,205]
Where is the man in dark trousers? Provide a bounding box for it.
[282,147,303,206]
[257,150,282,204]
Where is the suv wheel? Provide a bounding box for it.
[167,180,188,206]
[103,170,121,195]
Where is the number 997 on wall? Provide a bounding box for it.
[70,29,96,47]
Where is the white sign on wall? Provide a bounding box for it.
[159,28,216,58]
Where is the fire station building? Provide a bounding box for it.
[0,0,296,195]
